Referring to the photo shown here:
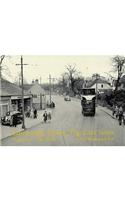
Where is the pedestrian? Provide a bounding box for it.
[43,111,47,123]
[12,115,17,127]
[119,105,123,113]
[115,105,119,119]
[118,106,123,126]
[30,108,34,118]
[34,109,37,119]
[52,102,55,108]
[123,110,125,125]
[48,111,51,122]
[112,104,116,116]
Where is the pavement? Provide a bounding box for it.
[0,108,52,140]
[99,105,120,121]
[2,95,125,146]
[99,106,113,118]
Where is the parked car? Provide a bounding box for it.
[64,95,71,101]
[1,111,23,126]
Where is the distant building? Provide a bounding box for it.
[0,78,32,116]
[24,79,46,110]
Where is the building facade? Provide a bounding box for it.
[0,78,32,117]
[28,79,46,110]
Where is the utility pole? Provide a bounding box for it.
[19,75,21,86]
[39,77,42,109]
[95,73,99,106]
[16,56,28,129]
[48,75,56,103]
[49,74,52,104]
[40,77,42,85]
[52,78,56,92]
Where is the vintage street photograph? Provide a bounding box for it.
[0,55,125,146]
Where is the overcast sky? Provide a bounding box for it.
[3,55,116,83]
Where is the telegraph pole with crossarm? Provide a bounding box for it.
[49,74,52,105]
[16,56,28,129]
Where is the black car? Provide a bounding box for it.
[1,111,23,126]
[64,95,71,101]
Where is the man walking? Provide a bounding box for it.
[34,109,37,119]
[48,111,52,122]
[12,115,17,127]
[43,111,47,123]
[118,106,123,125]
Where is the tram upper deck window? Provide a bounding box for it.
[81,89,95,95]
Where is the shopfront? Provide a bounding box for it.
[11,95,32,112]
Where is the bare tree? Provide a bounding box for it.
[112,55,125,92]
[73,76,85,94]
[58,73,69,93]
[14,72,28,85]
[0,55,5,79]
[65,63,77,92]
[0,55,12,80]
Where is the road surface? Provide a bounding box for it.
[2,95,125,146]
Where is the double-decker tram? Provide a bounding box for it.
[81,88,96,116]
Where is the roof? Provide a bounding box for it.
[0,78,30,96]
[23,84,45,93]
[23,84,33,91]
[86,78,111,88]
[28,83,45,94]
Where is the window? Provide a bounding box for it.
[81,89,95,95]
[101,84,103,88]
